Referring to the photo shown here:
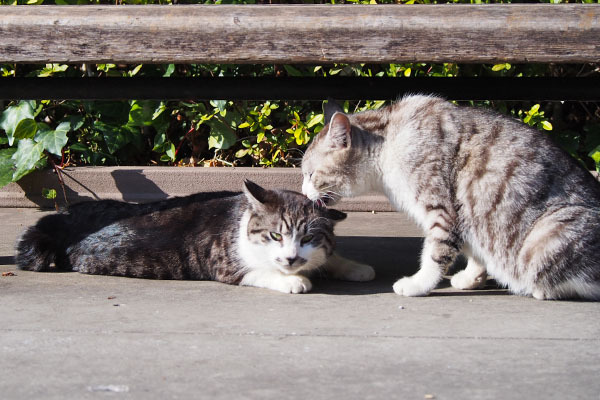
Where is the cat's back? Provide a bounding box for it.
[52,191,242,257]
[390,95,600,199]
[66,191,246,280]
[122,191,244,235]
[454,103,600,203]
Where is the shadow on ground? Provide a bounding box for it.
[312,236,506,296]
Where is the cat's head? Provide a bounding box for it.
[301,99,382,205]
[240,179,346,275]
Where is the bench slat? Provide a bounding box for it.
[1,77,598,101]
[1,5,598,64]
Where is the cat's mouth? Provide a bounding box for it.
[276,257,308,274]
[314,198,329,208]
[316,192,340,207]
[278,264,306,275]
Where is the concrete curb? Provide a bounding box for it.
[0,166,393,211]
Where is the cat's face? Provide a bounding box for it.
[302,102,362,205]
[240,180,346,275]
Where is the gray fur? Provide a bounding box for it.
[15,180,350,294]
[302,95,600,300]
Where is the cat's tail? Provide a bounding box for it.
[15,213,73,272]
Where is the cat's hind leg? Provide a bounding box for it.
[532,279,600,301]
[323,252,376,282]
[450,256,487,290]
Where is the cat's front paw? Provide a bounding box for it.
[393,277,430,297]
[278,274,313,294]
[240,270,312,294]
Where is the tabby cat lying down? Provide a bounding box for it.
[15,180,375,293]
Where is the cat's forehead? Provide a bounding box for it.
[302,142,347,176]
[303,139,332,171]
[247,193,326,230]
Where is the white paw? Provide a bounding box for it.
[532,288,546,300]
[450,269,487,290]
[338,262,376,282]
[278,275,312,294]
[392,277,430,297]
[346,263,376,281]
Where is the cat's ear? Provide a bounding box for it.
[327,112,352,150]
[326,208,347,222]
[323,98,344,124]
[243,179,269,209]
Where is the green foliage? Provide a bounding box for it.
[0,0,599,187]
[520,104,553,131]
[0,100,36,145]
[42,188,57,200]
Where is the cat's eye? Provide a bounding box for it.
[270,232,283,241]
[300,234,314,245]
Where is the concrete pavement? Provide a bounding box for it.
[1,208,599,400]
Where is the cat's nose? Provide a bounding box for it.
[286,257,298,266]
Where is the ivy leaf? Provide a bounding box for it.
[35,122,70,156]
[128,100,156,127]
[152,132,167,152]
[94,121,130,154]
[13,118,38,141]
[165,143,176,162]
[207,119,236,150]
[0,148,17,188]
[65,115,85,131]
[0,101,35,145]
[11,139,45,182]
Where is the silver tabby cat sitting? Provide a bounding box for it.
[302,95,600,300]
[15,180,374,294]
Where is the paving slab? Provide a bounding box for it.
[1,208,599,400]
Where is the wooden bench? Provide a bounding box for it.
[1,3,599,210]
[0,4,599,101]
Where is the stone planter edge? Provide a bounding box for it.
[0,166,394,212]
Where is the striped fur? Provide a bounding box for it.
[15,180,356,294]
[302,95,600,300]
